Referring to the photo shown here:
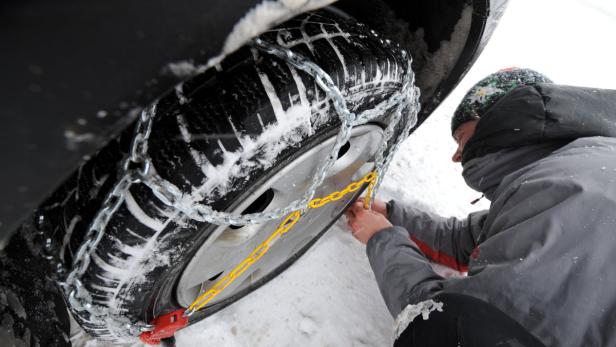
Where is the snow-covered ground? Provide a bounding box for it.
[82,0,616,346]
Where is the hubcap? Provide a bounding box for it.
[176,125,383,308]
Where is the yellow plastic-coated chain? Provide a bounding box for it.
[308,199,322,209]
[363,173,376,210]
[187,171,377,313]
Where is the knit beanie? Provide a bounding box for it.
[451,68,553,134]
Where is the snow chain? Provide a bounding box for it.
[184,171,377,316]
[61,33,420,343]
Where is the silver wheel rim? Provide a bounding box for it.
[176,125,384,308]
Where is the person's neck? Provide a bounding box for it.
[462,142,565,201]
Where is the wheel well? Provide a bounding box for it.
[335,0,471,103]
[336,0,466,53]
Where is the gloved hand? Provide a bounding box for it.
[345,198,392,245]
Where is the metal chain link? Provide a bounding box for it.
[61,35,420,338]
[185,171,377,315]
[136,38,418,227]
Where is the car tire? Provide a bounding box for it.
[41,9,411,341]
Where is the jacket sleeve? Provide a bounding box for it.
[366,226,445,317]
[388,200,488,272]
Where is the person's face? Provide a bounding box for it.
[451,120,478,163]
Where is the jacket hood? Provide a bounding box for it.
[462,142,563,200]
[460,83,616,198]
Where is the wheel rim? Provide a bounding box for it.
[176,125,383,308]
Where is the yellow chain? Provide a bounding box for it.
[187,171,378,313]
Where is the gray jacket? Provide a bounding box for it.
[367,84,616,346]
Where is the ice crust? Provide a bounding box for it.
[393,299,444,339]
[220,0,337,60]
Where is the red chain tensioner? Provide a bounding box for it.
[140,309,189,345]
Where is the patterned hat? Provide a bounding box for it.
[451,68,553,134]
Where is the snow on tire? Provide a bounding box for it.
[41,9,410,342]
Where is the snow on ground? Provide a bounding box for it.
[175,223,392,347]
[81,0,616,346]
